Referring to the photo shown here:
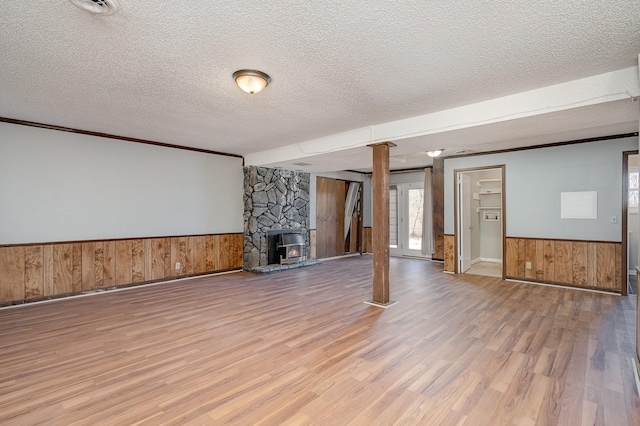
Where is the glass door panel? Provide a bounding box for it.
[407,188,424,251]
[389,182,426,257]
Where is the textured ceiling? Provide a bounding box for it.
[1,1,639,169]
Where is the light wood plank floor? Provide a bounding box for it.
[0,256,639,425]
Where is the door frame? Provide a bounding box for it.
[622,150,637,296]
[459,174,472,272]
[453,165,506,278]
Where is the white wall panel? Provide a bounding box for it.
[0,122,243,244]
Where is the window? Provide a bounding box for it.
[630,170,638,214]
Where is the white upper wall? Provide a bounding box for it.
[0,122,244,244]
[444,137,638,242]
[390,171,426,185]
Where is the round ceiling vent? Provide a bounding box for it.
[68,0,120,16]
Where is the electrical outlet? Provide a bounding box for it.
[175,262,181,270]
[526,261,532,269]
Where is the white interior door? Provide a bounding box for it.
[390,182,425,257]
[458,173,472,272]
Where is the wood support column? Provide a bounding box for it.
[432,157,445,260]
[366,142,396,308]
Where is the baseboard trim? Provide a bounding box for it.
[472,257,502,265]
[364,300,398,309]
[506,278,621,295]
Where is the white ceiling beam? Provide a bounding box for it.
[244,66,640,167]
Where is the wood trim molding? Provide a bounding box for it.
[1,232,244,248]
[0,117,243,159]
[446,133,638,159]
[363,166,433,176]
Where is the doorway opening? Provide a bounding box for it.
[455,166,505,278]
[315,177,363,259]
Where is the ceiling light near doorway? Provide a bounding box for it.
[233,70,271,94]
[426,149,443,158]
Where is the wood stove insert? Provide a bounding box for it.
[267,230,307,265]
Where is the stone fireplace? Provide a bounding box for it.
[243,166,311,270]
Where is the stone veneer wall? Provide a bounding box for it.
[243,166,310,269]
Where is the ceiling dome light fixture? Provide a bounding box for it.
[68,0,120,15]
[426,149,444,158]
[233,69,271,94]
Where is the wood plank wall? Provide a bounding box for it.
[315,177,346,259]
[505,237,622,293]
[309,230,317,259]
[0,233,242,304]
[362,227,372,253]
[347,217,359,254]
[443,234,455,272]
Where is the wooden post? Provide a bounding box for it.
[366,142,396,308]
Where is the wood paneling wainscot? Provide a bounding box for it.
[362,227,372,253]
[505,237,622,293]
[0,233,243,304]
[309,229,317,259]
[443,234,455,272]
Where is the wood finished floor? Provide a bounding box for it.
[0,256,639,425]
